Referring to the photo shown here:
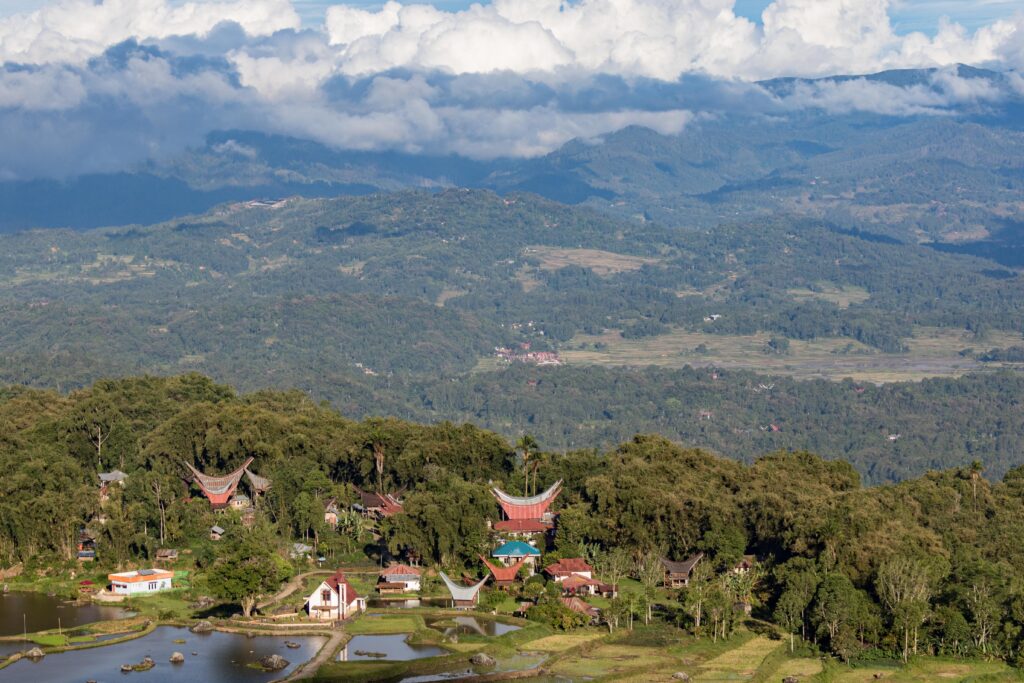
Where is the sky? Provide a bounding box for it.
[2,0,1020,33]
[0,0,1020,180]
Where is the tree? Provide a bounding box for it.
[684,562,714,636]
[775,589,806,652]
[969,460,984,507]
[634,551,664,624]
[876,555,942,662]
[516,434,538,496]
[207,530,283,617]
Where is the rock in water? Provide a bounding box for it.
[170,651,185,663]
[189,620,214,633]
[25,647,44,660]
[470,653,497,666]
[120,664,133,672]
[258,654,289,671]
[284,641,300,649]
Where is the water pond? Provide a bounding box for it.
[426,616,520,637]
[339,633,446,662]
[365,597,451,609]
[0,592,128,636]
[0,625,326,683]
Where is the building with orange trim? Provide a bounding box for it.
[108,569,174,595]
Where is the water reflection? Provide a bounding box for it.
[339,634,446,661]
[0,626,325,683]
[426,616,520,637]
[0,592,128,636]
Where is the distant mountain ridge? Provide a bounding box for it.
[1,65,1021,243]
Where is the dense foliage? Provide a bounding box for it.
[5,373,1024,665]
[1,191,1024,482]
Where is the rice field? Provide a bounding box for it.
[560,326,1024,382]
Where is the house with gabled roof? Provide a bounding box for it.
[544,558,593,581]
[492,541,541,573]
[378,564,422,593]
[305,570,365,621]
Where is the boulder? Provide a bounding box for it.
[783,677,799,683]
[470,653,497,667]
[120,664,133,672]
[169,652,185,663]
[189,620,214,633]
[672,674,691,681]
[257,654,289,671]
[25,647,45,660]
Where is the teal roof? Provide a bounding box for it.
[493,540,541,558]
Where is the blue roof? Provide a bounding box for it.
[492,540,541,558]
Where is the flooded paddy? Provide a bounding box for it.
[0,625,325,683]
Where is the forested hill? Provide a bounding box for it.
[2,190,1024,480]
[6,373,1024,667]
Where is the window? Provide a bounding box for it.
[321,589,332,604]
[148,581,157,590]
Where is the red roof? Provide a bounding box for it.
[481,556,527,582]
[325,570,361,604]
[562,574,601,590]
[545,558,593,576]
[494,519,550,533]
[561,597,599,617]
[380,564,422,577]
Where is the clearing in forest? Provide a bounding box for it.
[524,246,662,275]
[562,326,1024,382]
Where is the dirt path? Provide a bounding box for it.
[283,630,347,681]
[259,570,334,610]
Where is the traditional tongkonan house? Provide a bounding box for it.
[244,467,271,502]
[183,457,253,509]
[305,570,365,621]
[439,571,489,609]
[662,553,704,589]
[491,480,562,533]
[480,556,527,589]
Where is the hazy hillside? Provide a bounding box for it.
[1,189,1023,481]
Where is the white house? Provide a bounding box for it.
[108,569,174,595]
[378,564,422,593]
[305,570,365,620]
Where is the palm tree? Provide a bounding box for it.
[970,460,984,506]
[515,434,538,496]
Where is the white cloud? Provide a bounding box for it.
[0,0,1021,179]
[0,0,300,64]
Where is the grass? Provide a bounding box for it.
[694,635,781,680]
[345,614,425,634]
[815,656,1024,682]
[523,245,661,276]
[528,632,605,652]
[561,325,1024,383]
[787,283,871,309]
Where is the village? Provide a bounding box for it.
[0,452,785,682]
[88,461,749,625]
